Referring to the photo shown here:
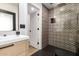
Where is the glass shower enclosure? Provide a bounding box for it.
[51,3,79,54]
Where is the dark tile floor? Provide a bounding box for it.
[32,45,78,56]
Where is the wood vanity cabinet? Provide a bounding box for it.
[0,40,29,56]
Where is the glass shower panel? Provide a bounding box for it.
[53,4,78,53]
[75,13,79,54]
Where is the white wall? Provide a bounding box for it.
[31,3,42,49]
[19,3,42,49]
[19,3,30,35]
[0,3,18,36]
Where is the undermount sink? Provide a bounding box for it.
[0,35,29,46]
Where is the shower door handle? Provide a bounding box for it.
[0,44,14,49]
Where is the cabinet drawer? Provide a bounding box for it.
[0,40,29,56]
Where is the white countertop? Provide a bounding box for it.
[0,35,29,45]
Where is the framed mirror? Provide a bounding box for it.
[0,9,16,31]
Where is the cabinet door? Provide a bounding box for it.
[0,40,29,56]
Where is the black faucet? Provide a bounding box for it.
[3,34,7,37]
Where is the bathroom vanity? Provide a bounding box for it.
[0,35,29,56]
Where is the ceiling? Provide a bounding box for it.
[43,3,66,9]
[8,3,19,7]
